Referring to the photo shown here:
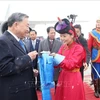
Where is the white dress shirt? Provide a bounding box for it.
[7,30,20,42]
[32,39,36,49]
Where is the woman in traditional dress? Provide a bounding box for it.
[51,18,86,100]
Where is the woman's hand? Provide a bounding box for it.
[49,53,56,57]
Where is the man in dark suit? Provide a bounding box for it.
[74,24,90,80]
[0,13,38,100]
[24,28,40,91]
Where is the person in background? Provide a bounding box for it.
[24,28,40,91]
[0,12,38,100]
[74,24,90,80]
[38,26,62,90]
[90,28,96,85]
[89,28,96,86]
[51,18,86,100]
[25,27,30,39]
[88,17,100,98]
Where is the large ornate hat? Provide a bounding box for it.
[54,18,77,37]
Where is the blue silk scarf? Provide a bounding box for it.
[38,53,54,100]
[38,53,65,100]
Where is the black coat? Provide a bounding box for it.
[0,31,38,100]
[77,35,90,65]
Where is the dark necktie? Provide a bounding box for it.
[19,40,26,52]
[49,40,53,51]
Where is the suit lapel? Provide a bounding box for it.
[30,39,34,51]
[4,31,26,54]
[35,39,39,50]
[46,39,50,51]
[14,41,26,54]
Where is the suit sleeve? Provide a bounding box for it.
[58,46,85,70]
[0,40,32,77]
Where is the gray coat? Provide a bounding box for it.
[38,38,62,81]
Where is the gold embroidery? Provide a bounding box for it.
[90,32,100,43]
[92,50,100,62]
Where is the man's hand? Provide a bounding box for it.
[83,62,88,71]
[33,69,38,77]
[28,51,38,60]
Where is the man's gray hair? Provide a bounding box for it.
[7,12,29,27]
